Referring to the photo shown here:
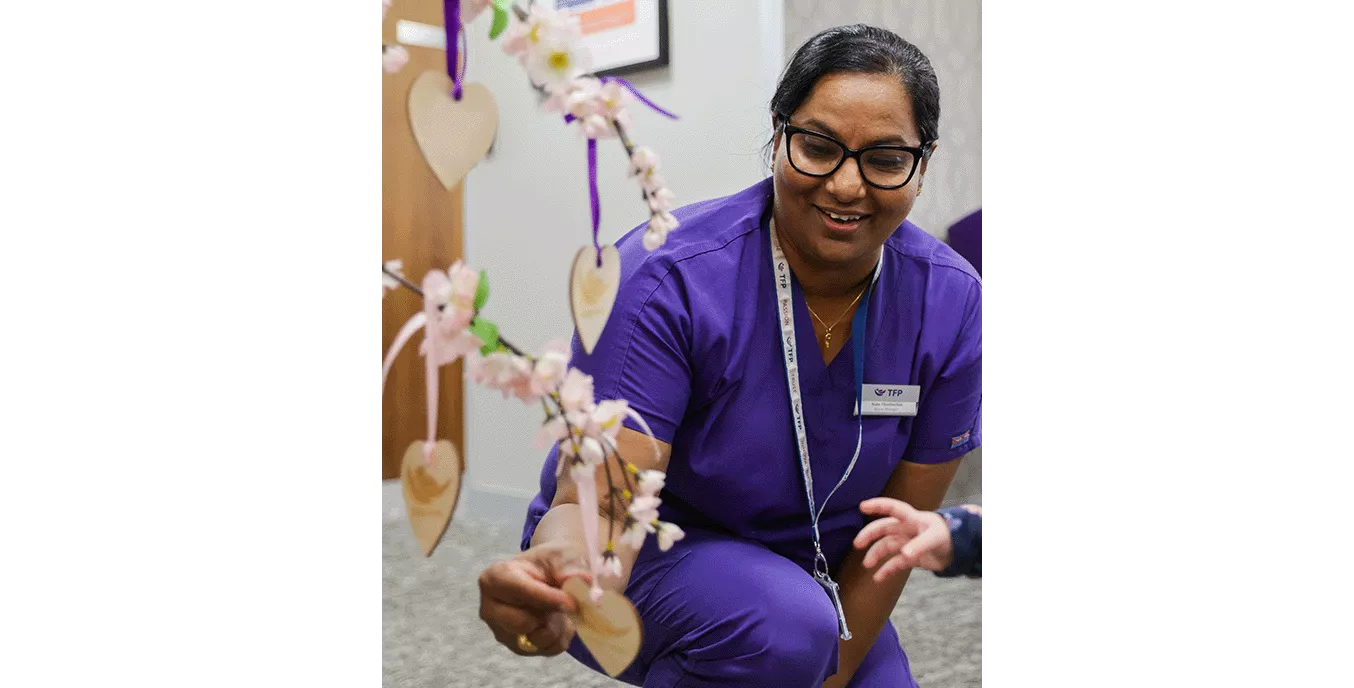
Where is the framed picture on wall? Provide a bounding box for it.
[552,0,669,76]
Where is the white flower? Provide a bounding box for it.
[562,77,602,118]
[656,521,685,552]
[630,146,667,193]
[600,551,622,578]
[382,258,404,296]
[618,517,653,550]
[629,495,660,524]
[650,210,679,234]
[647,187,676,214]
[577,436,605,466]
[526,34,591,93]
[629,146,660,176]
[579,114,611,139]
[642,228,667,251]
[588,399,629,440]
[636,470,665,497]
[643,211,679,250]
[568,457,595,483]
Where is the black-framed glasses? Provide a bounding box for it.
[779,120,932,190]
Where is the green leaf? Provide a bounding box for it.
[469,317,500,356]
[473,269,490,312]
[489,1,511,40]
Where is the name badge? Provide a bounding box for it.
[854,384,920,417]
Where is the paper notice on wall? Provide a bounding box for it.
[556,0,637,35]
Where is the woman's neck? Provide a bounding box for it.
[773,216,880,301]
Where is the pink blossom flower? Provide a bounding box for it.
[502,4,576,63]
[461,0,490,23]
[579,114,611,139]
[424,261,477,334]
[534,414,568,449]
[597,80,632,129]
[558,368,596,414]
[629,147,665,192]
[421,329,483,367]
[469,351,537,400]
[420,268,482,366]
[383,45,409,74]
[561,77,601,116]
[530,339,571,397]
[383,0,393,20]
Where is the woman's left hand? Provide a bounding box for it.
[854,497,953,581]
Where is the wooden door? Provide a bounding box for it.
[382,0,465,480]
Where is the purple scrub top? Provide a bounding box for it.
[522,177,982,575]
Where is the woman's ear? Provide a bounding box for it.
[770,114,783,160]
[916,142,938,196]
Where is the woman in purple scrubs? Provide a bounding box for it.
[477,24,981,688]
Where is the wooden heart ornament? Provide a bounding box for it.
[401,439,464,556]
[569,244,621,354]
[407,70,498,190]
[562,578,643,677]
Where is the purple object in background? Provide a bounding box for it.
[946,209,981,276]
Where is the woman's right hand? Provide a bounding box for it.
[855,497,955,581]
[477,542,593,657]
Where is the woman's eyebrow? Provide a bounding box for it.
[801,118,914,147]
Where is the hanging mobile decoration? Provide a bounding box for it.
[382,1,689,675]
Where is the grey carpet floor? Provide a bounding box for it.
[383,481,981,687]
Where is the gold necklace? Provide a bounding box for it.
[805,284,869,351]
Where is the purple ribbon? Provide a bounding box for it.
[587,138,601,265]
[443,0,465,100]
[600,77,679,120]
[559,78,678,265]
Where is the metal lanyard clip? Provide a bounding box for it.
[814,550,852,640]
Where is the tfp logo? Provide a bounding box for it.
[874,387,909,397]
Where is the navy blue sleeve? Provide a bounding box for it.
[935,506,982,579]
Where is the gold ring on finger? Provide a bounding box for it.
[516,633,538,653]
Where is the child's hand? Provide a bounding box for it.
[855,498,954,582]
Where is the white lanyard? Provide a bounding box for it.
[770,217,881,641]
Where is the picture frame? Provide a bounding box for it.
[551,0,670,76]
